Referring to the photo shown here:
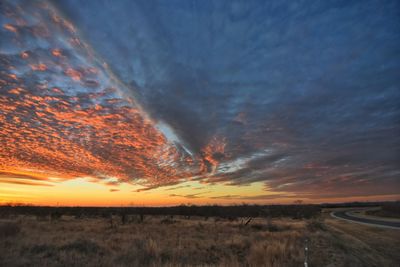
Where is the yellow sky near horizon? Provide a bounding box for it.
[1,177,399,206]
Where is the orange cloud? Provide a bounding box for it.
[0,0,207,190]
[3,23,17,33]
[51,49,62,57]
[30,63,47,71]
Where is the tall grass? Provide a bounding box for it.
[0,215,398,266]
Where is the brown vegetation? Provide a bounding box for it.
[0,210,399,267]
[366,202,400,219]
[0,221,21,238]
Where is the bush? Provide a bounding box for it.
[267,221,280,232]
[306,219,326,232]
[60,238,105,255]
[0,222,20,238]
[250,223,265,231]
[160,217,176,224]
[116,238,161,266]
[30,244,57,257]
[250,221,291,232]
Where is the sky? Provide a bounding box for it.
[0,0,399,206]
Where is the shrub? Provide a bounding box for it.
[306,219,326,232]
[60,238,105,255]
[50,211,62,221]
[250,223,266,231]
[29,244,57,257]
[160,217,176,224]
[266,221,280,232]
[0,222,20,238]
[117,238,160,266]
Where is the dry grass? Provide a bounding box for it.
[321,217,400,266]
[0,214,398,266]
[0,220,21,238]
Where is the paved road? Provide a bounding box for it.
[331,210,400,230]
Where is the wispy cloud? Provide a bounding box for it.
[169,191,212,199]
[209,195,241,200]
[109,189,119,192]
[0,178,53,187]
[164,185,191,191]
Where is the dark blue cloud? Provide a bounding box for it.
[2,0,400,198]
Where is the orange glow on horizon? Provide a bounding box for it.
[1,178,398,207]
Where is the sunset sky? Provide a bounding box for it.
[0,0,399,206]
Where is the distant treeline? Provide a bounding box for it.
[319,201,399,209]
[0,204,321,219]
[2,202,398,220]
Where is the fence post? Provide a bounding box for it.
[304,237,309,267]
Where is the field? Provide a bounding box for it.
[366,202,400,219]
[0,206,399,267]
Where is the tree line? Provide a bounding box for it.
[0,204,321,220]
